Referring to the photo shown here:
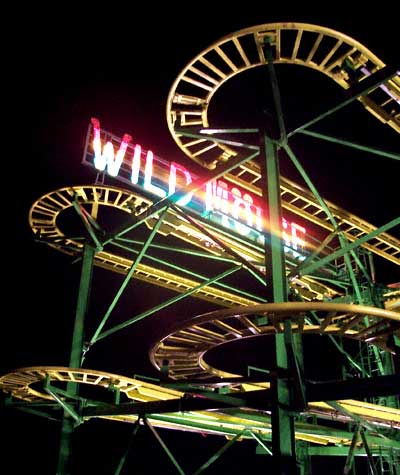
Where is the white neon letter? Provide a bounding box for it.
[291,222,306,251]
[205,181,214,213]
[91,118,131,177]
[231,187,253,235]
[254,205,263,232]
[282,217,291,248]
[131,144,142,185]
[204,180,230,227]
[168,162,193,206]
[144,150,167,198]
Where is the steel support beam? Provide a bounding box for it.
[307,374,400,401]
[82,374,400,420]
[114,419,141,475]
[359,428,378,475]
[56,244,95,475]
[96,265,242,341]
[83,388,273,418]
[288,66,399,138]
[298,129,400,161]
[103,149,259,245]
[89,207,168,346]
[261,131,297,473]
[144,418,186,475]
[192,430,245,475]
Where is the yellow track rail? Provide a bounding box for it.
[150,302,400,379]
[2,366,399,445]
[29,185,399,307]
[166,22,400,266]
[167,22,399,159]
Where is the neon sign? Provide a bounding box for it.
[87,118,306,258]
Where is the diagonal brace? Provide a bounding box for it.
[44,377,82,425]
[172,204,267,286]
[343,424,360,475]
[294,217,400,277]
[102,150,260,245]
[249,430,273,455]
[144,417,186,475]
[114,419,141,475]
[192,429,246,475]
[298,129,400,161]
[96,265,242,341]
[288,66,399,138]
[72,199,103,251]
[89,207,169,346]
[359,427,378,475]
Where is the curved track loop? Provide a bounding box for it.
[29,185,150,254]
[167,22,399,169]
[29,184,400,308]
[2,366,399,443]
[28,184,347,303]
[29,185,257,306]
[151,302,400,380]
[0,366,181,403]
[166,23,400,266]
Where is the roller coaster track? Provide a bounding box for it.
[150,302,400,380]
[6,23,399,471]
[29,184,399,306]
[167,22,399,155]
[2,366,400,448]
[166,23,400,267]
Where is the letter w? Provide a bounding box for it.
[91,117,132,177]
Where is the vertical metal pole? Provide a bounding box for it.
[297,441,311,475]
[57,244,95,475]
[261,131,297,474]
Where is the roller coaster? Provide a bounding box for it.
[1,23,399,474]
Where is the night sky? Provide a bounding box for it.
[2,5,399,474]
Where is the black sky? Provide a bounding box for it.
[3,5,399,474]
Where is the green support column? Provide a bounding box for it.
[261,132,297,474]
[57,244,95,475]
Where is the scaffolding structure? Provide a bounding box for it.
[1,23,399,474]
